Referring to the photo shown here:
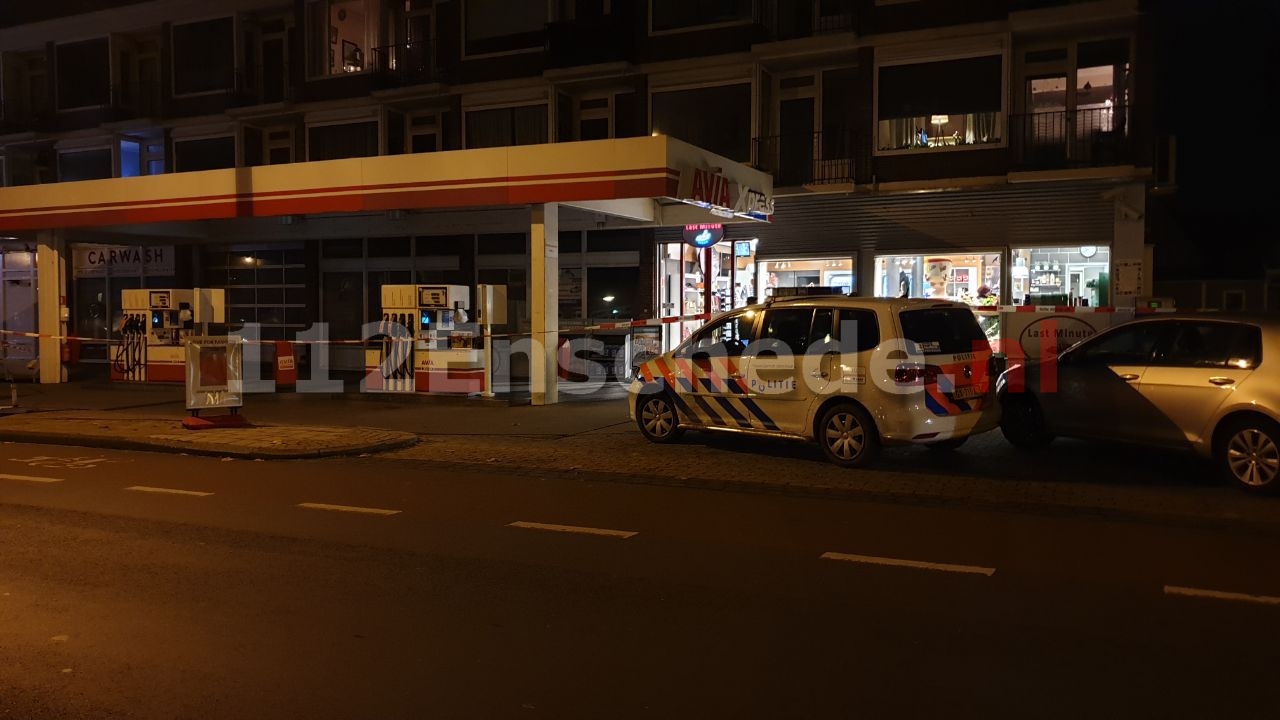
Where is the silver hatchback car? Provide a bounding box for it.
[997,313,1280,493]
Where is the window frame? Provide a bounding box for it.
[460,0,550,59]
[647,0,754,36]
[305,0,378,80]
[170,15,239,99]
[53,36,112,112]
[462,101,550,149]
[873,46,1010,157]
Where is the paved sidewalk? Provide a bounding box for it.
[0,410,417,460]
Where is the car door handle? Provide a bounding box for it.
[1208,377,1236,386]
[1119,373,1140,382]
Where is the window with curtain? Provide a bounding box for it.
[651,83,751,161]
[308,121,379,161]
[877,55,1003,151]
[465,105,548,148]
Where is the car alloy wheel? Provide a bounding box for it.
[825,411,865,462]
[637,393,683,443]
[818,403,878,467]
[1226,427,1280,489]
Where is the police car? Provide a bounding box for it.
[628,296,1002,467]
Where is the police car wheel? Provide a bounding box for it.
[637,393,683,443]
[1000,394,1053,449]
[818,403,879,468]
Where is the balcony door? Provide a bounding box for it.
[775,74,817,187]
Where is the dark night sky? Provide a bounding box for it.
[1152,0,1280,278]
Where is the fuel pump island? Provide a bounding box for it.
[366,283,505,395]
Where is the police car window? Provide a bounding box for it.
[759,309,814,355]
[811,309,836,351]
[836,309,880,353]
[692,313,753,356]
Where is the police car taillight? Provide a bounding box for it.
[894,363,941,385]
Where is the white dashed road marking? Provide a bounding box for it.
[0,473,64,484]
[508,521,638,539]
[126,486,214,497]
[821,551,996,577]
[1164,585,1280,606]
[297,502,401,516]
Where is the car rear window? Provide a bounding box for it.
[899,307,990,355]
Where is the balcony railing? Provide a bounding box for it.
[1010,105,1132,170]
[754,0,857,41]
[753,129,856,187]
[371,40,441,87]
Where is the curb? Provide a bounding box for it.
[0,429,420,460]
[376,452,1280,538]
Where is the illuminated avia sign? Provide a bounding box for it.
[677,167,774,221]
[682,224,724,248]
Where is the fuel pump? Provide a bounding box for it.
[113,289,226,383]
[366,284,474,393]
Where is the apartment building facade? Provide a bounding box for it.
[0,0,1167,383]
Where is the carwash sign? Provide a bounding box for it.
[677,167,774,221]
[73,245,175,278]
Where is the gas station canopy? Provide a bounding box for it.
[0,135,773,233]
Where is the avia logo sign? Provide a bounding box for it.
[690,168,733,208]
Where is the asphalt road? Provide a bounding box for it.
[1,441,1279,719]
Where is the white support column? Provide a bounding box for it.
[1111,183,1147,308]
[35,229,68,384]
[530,203,559,405]
[857,242,877,297]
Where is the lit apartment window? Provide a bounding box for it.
[307,0,374,76]
[464,0,546,56]
[56,39,110,110]
[877,55,1003,152]
[172,18,235,95]
[465,105,548,148]
[650,0,751,32]
[651,83,751,161]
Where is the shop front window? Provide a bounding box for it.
[710,239,756,312]
[658,242,707,351]
[874,253,1002,305]
[757,257,853,300]
[1011,245,1110,307]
